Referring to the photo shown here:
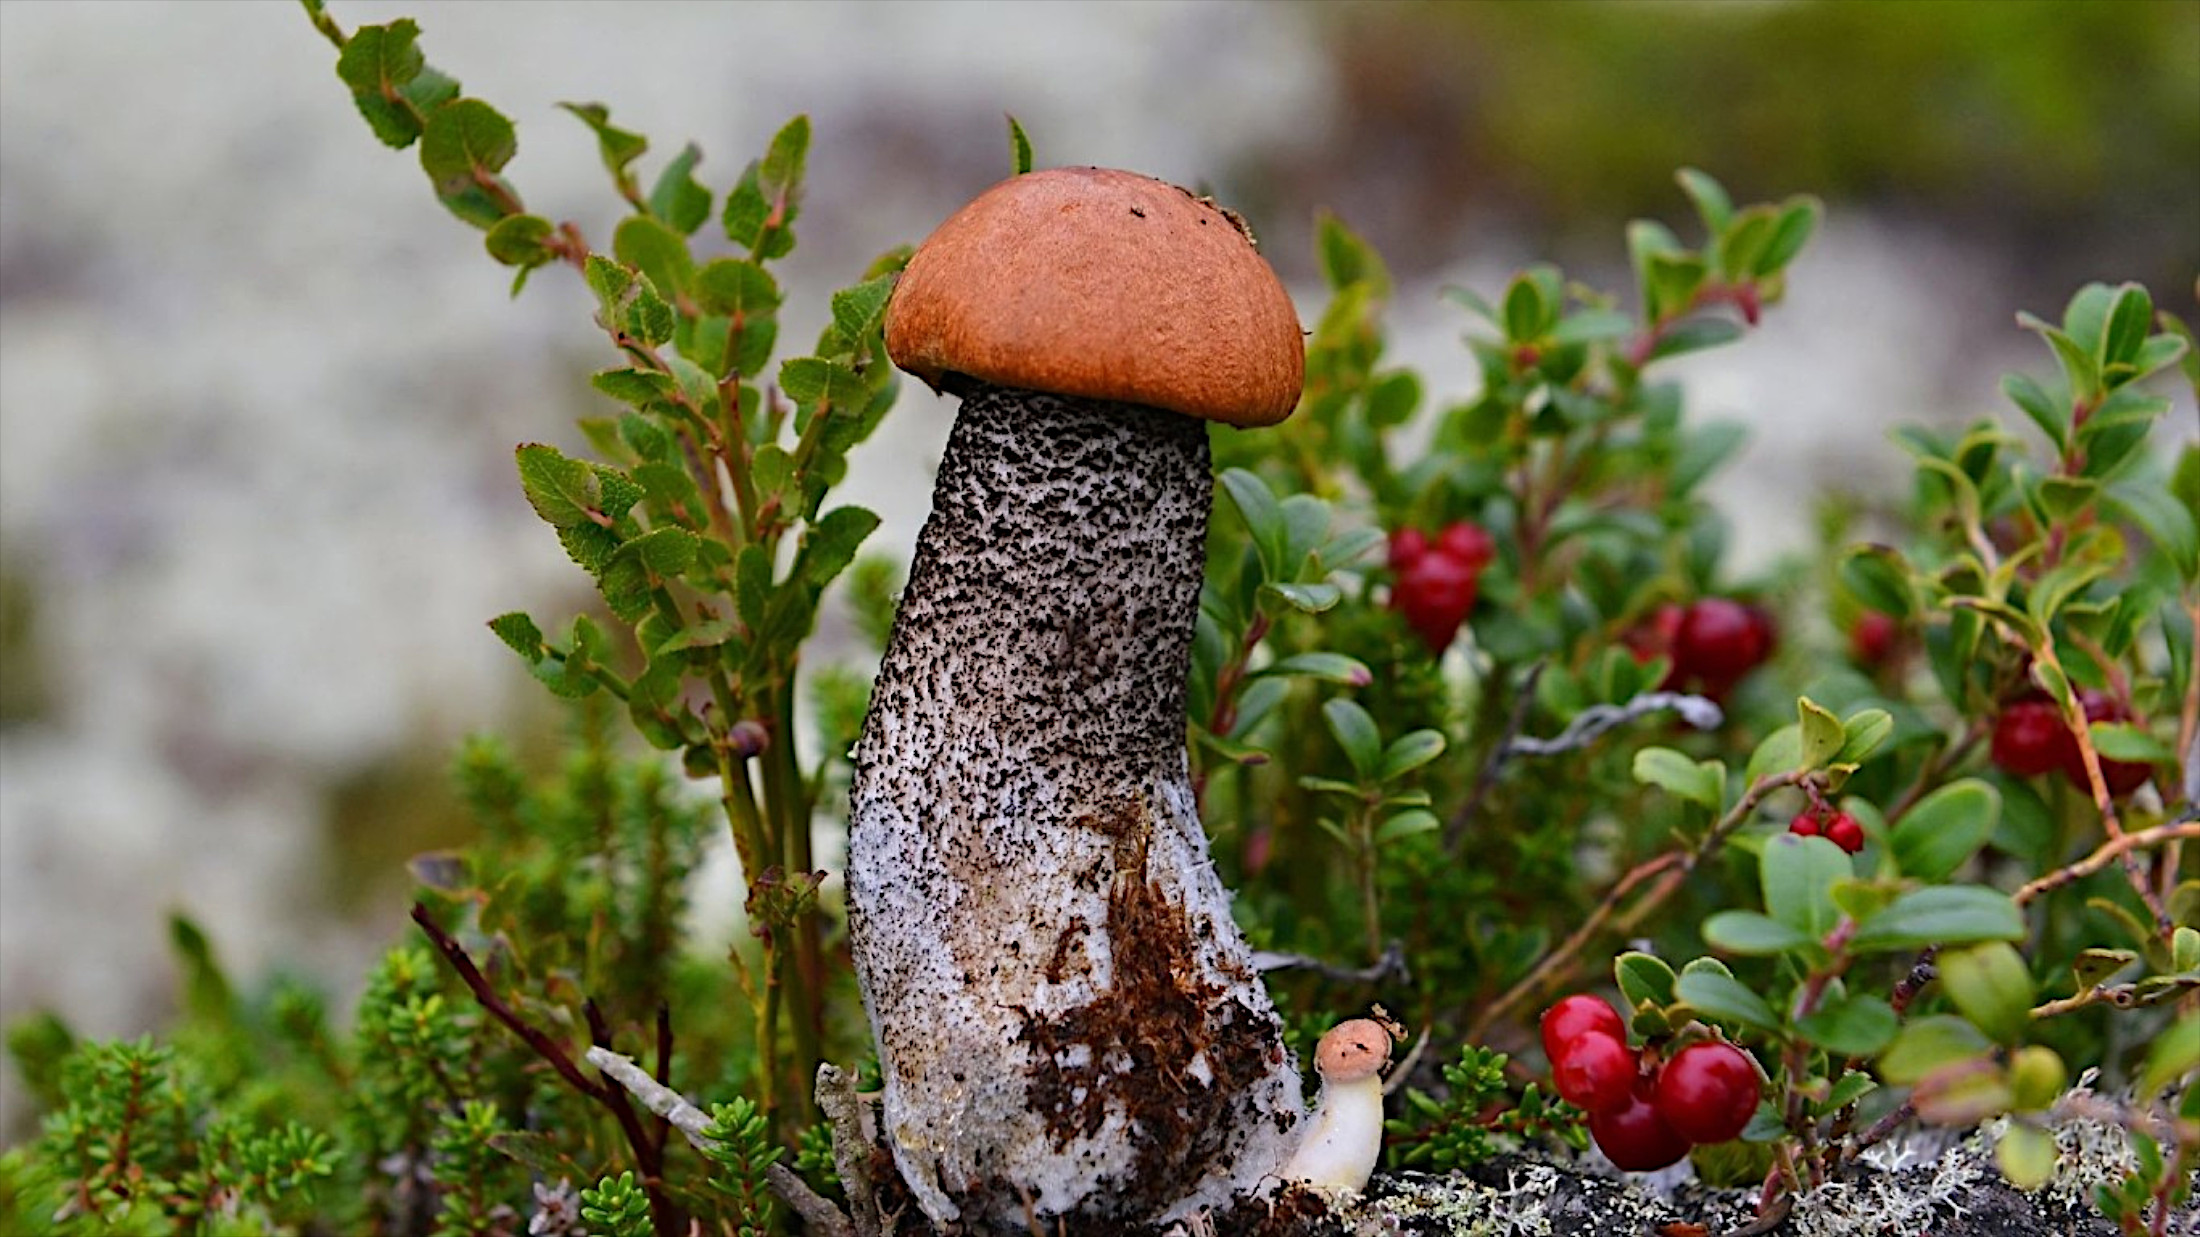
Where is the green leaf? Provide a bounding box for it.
[1937,941,2032,1045]
[1754,196,1821,275]
[484,214,555,270]
[622,281,675,349]
[1632,747,1724,811]
[1218,468,1288,578]
[487,611,545,658]
[2001,371,2068,451]
[559,101,646,190]
[420,98,519,229]
[1549,310,1636,347]
[1716,205,1778,282]
[2138,1012,2198,1097]
[1675,167,1733,235]
[796,506,880,588]
[2099,282,2153,370]
[696,258,782,318]
[1263,581,1341,613]
[1761,833,1849,939]
[1702,910,1813,957]
[829,275,895,347]
[1889,779,1999,883]
[1258,652,1372,686]
[1316,210,1389,296]
[1745,724,1802,784]
[515,443,601,529]
[334,20,457,149]
[1645,317,1744,363]
[2105,476,2199,582]
[1645,251,1707,325]
[591,368,674,408]
[648,143,712,235]
[1362,370,1422,427]
[1502,272,1550,342]
[1840,545,1915,618]
[1795,993,1897,1057]
[1322,698,1383,781]
[1376,810,1441,844]
[1850,886,2024,953]
[1879,1015,1993,1085]
[1836,710,1894,765]
[600,528,699,621]
[1997,1125,2057,1191]
[723,114,810,259]
[1379,730,1446,781]
[1797,697,1844,770]
[2018,313,2101,404]
[1674,967,1779,1034]
[613,216,695,302]
[1006,113,1034,176]
[584,253,635,315]
[1615,951,1677,1011]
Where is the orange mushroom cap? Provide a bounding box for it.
[1314,1018,1393,1084]
[884,166,1306,429]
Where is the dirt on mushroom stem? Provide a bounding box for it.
[846,381,1305,1230]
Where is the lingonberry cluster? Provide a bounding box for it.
[1789,804,1864,854]
[1625,597,1775,699]
[1540,995,1759,1171]
[1989,690,2150,797]
[1387,521,1496,653]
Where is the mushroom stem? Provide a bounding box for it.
[847,382,1304,1227]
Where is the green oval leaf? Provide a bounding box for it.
[1702,910,1813,957]
[1889,779,2000,883]
[1850,886,2024,954]
[1795,993,1898,1057]
[1674,968,1779,1034]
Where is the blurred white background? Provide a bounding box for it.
[1,0,2191,1133]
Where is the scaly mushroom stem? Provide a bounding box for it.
[847,382,1303,1228]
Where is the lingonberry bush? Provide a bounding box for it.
[1,5,2193,1235]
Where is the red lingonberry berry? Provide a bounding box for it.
[1654,1041,1760,1145]
[1435,520,1496,571]
[1589,1076,1693,1171]
[1787,809,1823,838]
[1990,696,2075,778]
[1387,526,1429,572]
[2063,691,2150,797]
[1674,598,1773,692]
[1393,549,1480,653]
[1824,813,1865,854]
[1540,994,1625,1061]
[1626,603,1686,674]
[1849,612,1899,668]
[1552,1031,1636,1114]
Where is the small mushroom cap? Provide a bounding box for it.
[885,166,1306,428]
[1314,1018,1393,1084]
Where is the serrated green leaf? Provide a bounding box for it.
[1762,833,1849,939]
[515,444,601,529]
[1879,1015,1993,1085]
[1798,696,1844,770]
[1006,113,1033,175]
[1674,968,1779,1034]
[1322,698,1383,781]
[830,275,894,347]
[420,98,518,229]
[559,101,646,189]
[1890,779,1999,883]
[648,143,712,235]
[723,114,809,259]
[796,506,879,588]
[613,216,695,302]
[1938,941,2032,1045]
[335,20,454,148]
[487,611,544,658]
[622,281,675,348]
[1633,746,1724,811]
[1702,910,1813,957]
[1796,993,1897,1056]
[484,213,554,270]
[1850,886,2023,953]
[591,368,674,408]
[696,258,782,319]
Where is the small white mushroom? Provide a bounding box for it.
[1280,1017,1395,1195]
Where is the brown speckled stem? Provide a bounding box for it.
[846,383,1303,1229]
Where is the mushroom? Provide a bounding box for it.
[844,167,1306,1228]
[1279,1017,1395,1196]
